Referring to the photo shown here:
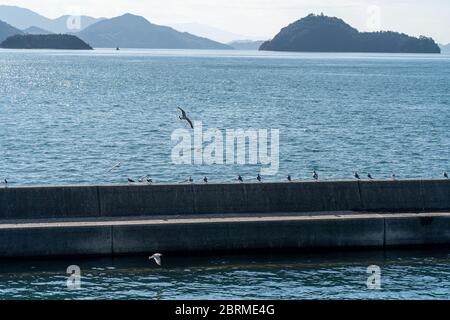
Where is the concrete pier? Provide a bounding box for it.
[0,179,449,258]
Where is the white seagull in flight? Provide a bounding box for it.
[178,107,194,129]
[149,253,163,266]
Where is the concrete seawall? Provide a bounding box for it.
[1,179,450,220]
[0,179,449,258]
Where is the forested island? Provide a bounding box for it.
[260,14,441,54]
[0,34,92,49]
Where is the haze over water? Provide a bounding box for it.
[1,49,449,185]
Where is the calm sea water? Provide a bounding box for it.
[1,49,449,300]
[0,49,449,185]
[0,249,449,300]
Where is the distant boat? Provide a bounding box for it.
[116,47,120,51]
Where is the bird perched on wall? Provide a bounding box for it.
[354,172,360,180]
[313,170,318,180]
[238,175,243,182]
[149,253,163,266]
[127,178,135,183]
[287,175,292,182]
[257,174,262,182]
[188,176,193,183]
[444,172,448,179]
[178,107,194,129]
[368,173,373,180]
[203,177,208,183]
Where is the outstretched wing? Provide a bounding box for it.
[185,117,194,129]
[178,107,187,118]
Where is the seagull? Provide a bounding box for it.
[127,178,135,183]
[368,173,374,180]
[238,175,243,182]
[138,175,153,183]
[178,107,194,129]
[313,170,318,180]
[354,172,360,180]
[444,172,448,179]
[107,162,121,173]
[287,175,292,182]
[188,176,193,183]
[203,177,208,183]
[257,174,262,182]
[149,253,163,266]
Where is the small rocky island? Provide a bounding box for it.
[260,14,440,54]
[0,34,93,50]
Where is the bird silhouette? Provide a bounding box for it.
[444,172,448,179]
[178,107,194,129]
[257,174,262,182]
[287,175,292,182]
[313,171,318,180]
[354,172,360,180]
[238,175,243,182]
[203,177,208,183]
[368,173,373,180]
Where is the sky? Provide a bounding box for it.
[1,0,449,43]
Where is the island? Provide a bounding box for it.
[260,14,441,54]
[0,34,93,49]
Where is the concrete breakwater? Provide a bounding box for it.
[0,179,449,258]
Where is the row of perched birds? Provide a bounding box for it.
[126,171,449,184]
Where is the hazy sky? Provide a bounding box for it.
[1,0,449,43]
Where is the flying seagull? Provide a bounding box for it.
[178,107,194,129]
[444,172,448,179]
[107,162,121,173]
[313,170,318,180]
[149,253,163,266]
[257,174,262,182]
[203,177,208,183]
[354,172,360,180]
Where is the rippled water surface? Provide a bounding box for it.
[1,49,449,184]
[0,250,449,300]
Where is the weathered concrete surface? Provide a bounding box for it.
[4,179,450,220]
[0,179,449,258]
[111,216,383,254]
[385,214,450,246]
[0,225,111,258]
[0,185,100,220]
[0,212,449,258]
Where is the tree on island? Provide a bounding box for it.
[0,34,93,50]
[260,14,440,54]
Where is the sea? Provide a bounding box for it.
[0,49,449,299]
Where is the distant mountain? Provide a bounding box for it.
[171,22,260,44]
[23,26,53,35]
[228,40,265,50]
[77,13,232,49]
[0,19,23,43]
[439,43,450,53]
[1,34,93,50]
[260,14,441,54]
[0,5,103,33]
